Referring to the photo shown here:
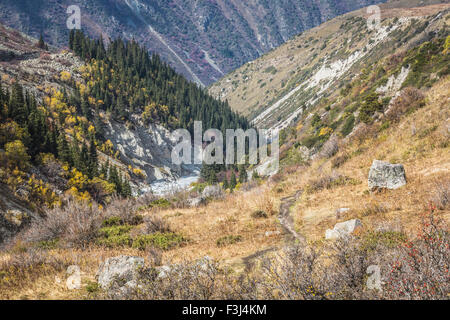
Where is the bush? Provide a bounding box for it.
[142,215,171,234]
[340,115,355,137]
[358,93,383,124]
[216,235,242,247]
[430,180,449,210]
[386,87,425,122]
[331,153,349,168]
[306,173,361,193]
[21,200,103,248]
[101,216,123,227]
[361,231,407,252]
[319,135,339,159]
[385,206,449,299]
[0,248,71,291]
[132,232,186,251]
[251,210,268,219]
[147,247,163,266]
[148,198,172,210]
[104,197,142,225]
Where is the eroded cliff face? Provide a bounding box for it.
[103,117,198,189]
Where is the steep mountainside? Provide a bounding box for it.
[0,23,245,242]
[210,1,450,130]
[0,0,385,86]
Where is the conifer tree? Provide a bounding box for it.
[222,177,229,190]
[238,164,248,184]
[37,33,47,50]
[230,171,237,190]
[57,133,73,166]
[9,82,27,125]
[88,135,98,178]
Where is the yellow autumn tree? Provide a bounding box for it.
[5,140,30,170]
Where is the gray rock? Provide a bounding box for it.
[187,197,204,207]
[202,185,223,199]
[368,160,406,191]
[97,256,145,290]
[0,184,36,244]
[154,265,173,279]
[325,219,363,240]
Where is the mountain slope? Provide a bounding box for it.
[209,1,450,130]
[0,23,248,243]
[0,0,385,86]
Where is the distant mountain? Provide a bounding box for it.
[0,0,385,86]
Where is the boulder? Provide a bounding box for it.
[202,185,223,199]
[368,160,406,191]
[97,255,145,290]
[325,219,363,240]
[187,197,204,207]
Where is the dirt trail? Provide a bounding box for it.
[231,189,306,270]
[278,190,306,243]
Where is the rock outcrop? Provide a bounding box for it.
[368,160,407,191]
[0,183,36,244]
[103,117,199,192]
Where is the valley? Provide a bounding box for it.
[0,0,449,301]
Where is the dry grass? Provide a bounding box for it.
[0,75,448,300]
[154,183,283,264]
[285,77,450,240]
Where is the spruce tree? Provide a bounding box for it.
[238,165,248,184]
[223,177,229,190]
[38,33,47,50]
[9,82,27,125]
[57,133,73,166]
[230,172,237,190]
[88,135,98,178]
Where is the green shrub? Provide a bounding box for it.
[36,239,59,250]
[264,66,277,74]
[102,216,123,227]
[132,232,186,251]
[96,234,132,248]
[362,231,407,252]
[359,93,383,124]
[85,281,100,293]
[98,225,132,238]
[216,235,242,247]
[340,115,355,137]
[380,120,390,131]
[96,225,133,247]
[148,198,172,209]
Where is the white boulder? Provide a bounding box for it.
[325,219,363,240]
